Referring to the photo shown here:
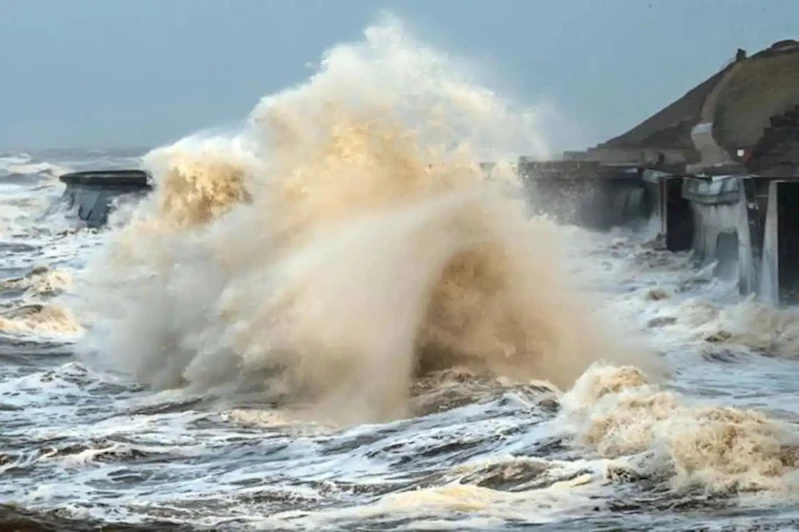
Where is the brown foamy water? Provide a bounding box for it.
[74,16,653,425]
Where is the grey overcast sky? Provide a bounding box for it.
[0,0,795,152]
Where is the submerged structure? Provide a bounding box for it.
[58,169,152,227]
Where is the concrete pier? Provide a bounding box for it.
[58,170,151,227]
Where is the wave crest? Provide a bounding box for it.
[76,16,649,424]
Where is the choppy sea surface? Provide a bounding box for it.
[3,148,799,531]
[3,17,799,531]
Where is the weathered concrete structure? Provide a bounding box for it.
[518,160,656,230]
[58,170,151,227]
[687,174,799,306]
[631,170,799,306]
[55,163,799,307]
[680,175,758,291]
[639,169,693,252]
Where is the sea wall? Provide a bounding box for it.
[59,170,152,228]
[519,161,654,230]
[58,163,799,307]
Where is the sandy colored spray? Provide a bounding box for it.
[76,16,650,424]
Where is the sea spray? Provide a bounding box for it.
[75,16,651,424]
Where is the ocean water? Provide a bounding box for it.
[3,18,799,532]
